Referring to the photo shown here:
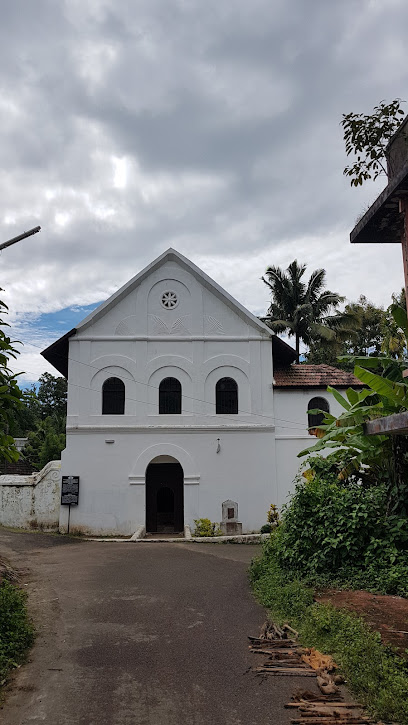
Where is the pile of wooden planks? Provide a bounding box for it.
[249,622,383,725]
[286,690,377,725]
[249,621,320,678]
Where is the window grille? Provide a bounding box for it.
[159,377,182,414]
[161,291,178,309]
[308,397,329,431]
[216,377,238,414]
[102,377,125,415]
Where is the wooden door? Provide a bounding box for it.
[145,462,184,533]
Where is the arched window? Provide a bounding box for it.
[308,397,329,432]
[216,377,238,414]
[159,377,182,414]
[102,377,125,414]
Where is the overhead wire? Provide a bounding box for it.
[17,337,317,432]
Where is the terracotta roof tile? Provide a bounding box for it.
[273,364,361,388]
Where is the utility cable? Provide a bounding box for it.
[15,337,321,431]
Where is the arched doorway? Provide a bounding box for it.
[145,457,184,533]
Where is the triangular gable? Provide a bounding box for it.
[42,248,299,376]
[75,248,273,337]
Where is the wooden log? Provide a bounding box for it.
[255,668,317,677]
[291,690,344,703]
[257,671,318,677]
[264,659,303,664]
[283,624,299,637]
[249,636,288,644]
[251,639,297,646]
[259,661,305,667]
[252,641,298,647]
[291,719,372,725]
[265,651,303,657]
[285,703,362,709]
[259,621,269,639]
[258,660,310,667]
[249,648,301,657]
[298,708,357,718]
[274,624,286,638]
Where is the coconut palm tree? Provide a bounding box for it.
[382,289,408,359]
[262,260,349,363]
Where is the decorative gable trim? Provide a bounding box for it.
[75,249,273,337]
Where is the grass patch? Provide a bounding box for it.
[250,545,408,724]
[0,579,35,687]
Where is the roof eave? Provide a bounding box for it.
[41,328,77,378]
[274,383,360,389]
[272,336,297,366]
[350,164,408,245]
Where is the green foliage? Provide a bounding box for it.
[7,388,41,438]
[260,524,272,534]
[0,580,35,685]
[7,373,67,439]
[262,260,347,361]
[382,295,408,359]
[193,518,222,537]
[250,549,314,620]
[267,503,280,526]
[0,295,24,463]
[24,415,66,471]
[5,371,68,469]
[307,291,408,367]
[342,98,405,186]
[36,372,67,419]
[344,295,385,356]
[300,357,408,514]
[269,469,408,597]
[251,546,408,724]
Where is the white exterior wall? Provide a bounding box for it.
[61,430,274,535]
[274,388,346,508]
[61,256,276,535]
[0,461,61,530]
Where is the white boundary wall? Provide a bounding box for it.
[0,461,61,531]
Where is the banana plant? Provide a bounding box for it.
[299,385,387,478]
[299,357,408,509]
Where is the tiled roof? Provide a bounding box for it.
[0,459,35,476]
[274,364,361,388]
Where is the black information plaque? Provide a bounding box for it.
[61,476,79,506]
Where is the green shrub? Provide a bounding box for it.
[267,504,280,526]
[193,518,222,537]
[260,524,273,534]
[273,463,408,596]
[0,580,34,685]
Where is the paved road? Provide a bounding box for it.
[0,529,305,725]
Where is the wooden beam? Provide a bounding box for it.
[364,411,408,435]
[399,198,408,313]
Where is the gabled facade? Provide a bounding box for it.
[43,249,359,536]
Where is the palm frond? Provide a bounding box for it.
[310,322,337,341]
[306,268,326,300]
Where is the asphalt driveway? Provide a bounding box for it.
[0,529,302,725]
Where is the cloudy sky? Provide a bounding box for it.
[1,0,407,383]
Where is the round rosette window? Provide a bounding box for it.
[161,291,178,309]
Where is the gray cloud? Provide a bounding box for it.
[1,0,407,378]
